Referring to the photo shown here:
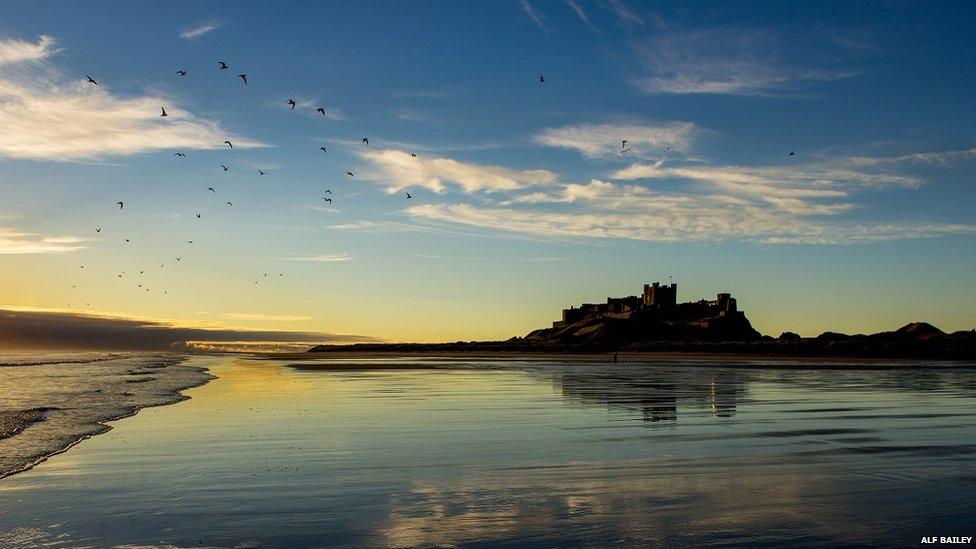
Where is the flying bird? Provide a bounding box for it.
[362,137,369,147]
[208,187,216,193]
[116,201,124,210]
[620,147,631,155]
[346,171,355,177]
[161,107,168,117]
[124,239,130,243]
[323,197,333,204]
[621,140,628,149]
[258,169,267,176]
[226,201,233,206]
[237,74,248,85]
[319,147,327,153]
[220,164,228,171]
[324,189,332,195]
[195,213,201,219]
[174,152,186,157]
[316,107,326,116]
[788,151,796,156]
[287,99,296,110]
[410,153,417,157]
[405,192,412,199]
[85,74,98,85]
[188,240,194,244]
[176,256,182,262]
[218,61,228,70]
[95,228,101,233]
[177,70,187,77]
[538,74,545,83]
[224,140,233,148]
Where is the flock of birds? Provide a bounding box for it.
[73,61,428,306]
[67,66,796,309]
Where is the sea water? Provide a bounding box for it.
[0,354,973,547]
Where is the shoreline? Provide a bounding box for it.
[0,355,215,480]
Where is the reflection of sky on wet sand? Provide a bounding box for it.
[0,356,974,547]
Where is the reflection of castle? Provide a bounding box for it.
[554,368,741,423]
[554,282,741,329]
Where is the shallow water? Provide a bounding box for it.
[0,354,974,547]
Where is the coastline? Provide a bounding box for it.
[0,354,214,480]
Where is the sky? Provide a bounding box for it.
[1,1,975,348]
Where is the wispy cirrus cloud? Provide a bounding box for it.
[633,29,856,96]
[0,228,89,254]
[0,35,266,162]
[270,97,347,120]
[533,122,697,158]
[392,107,440,125]
[279,253,353,262]
[520,0,547,29]
[359,149,556,194]
[179,20,222,40]
[565,0,599,32]
[605,0,645,27]
[218,313,313,322]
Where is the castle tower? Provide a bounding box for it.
[643,282,677,309]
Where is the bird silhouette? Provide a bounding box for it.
[174,152,186,157]
[85,74,98,85]
[287,99,296,110]
[620,147,631,155]
[539,74,545,83]
[346,171,355,177]
[258,169,267,176]
[323,197,333,204]
[208,187,216,193]
[324,189,332,195]
[95,227,101,233]
[237,74,248,85]
[621,140,628,149]
[195,213,201,219]
[117,201,124,210]
[224,140,233,148]
[220,164,228,171]
[319,147,327,153]
[788,151,796,156]
[316,107,326,116]
[226,201,233,206]
[177,70,187,77]
[405,192,412,199]
[124,239,130,243]
[176,256,182,262]
[218,61,229,70]
[362,137,369,147]
[410,153,417,157]
[161,107,168,117]
[188,240,194,244]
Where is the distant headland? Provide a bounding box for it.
[309,282,976,360]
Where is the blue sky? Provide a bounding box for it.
[1,1,975,343]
